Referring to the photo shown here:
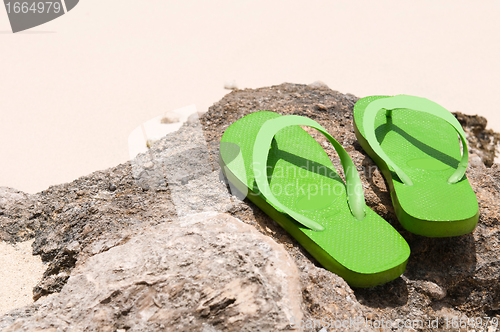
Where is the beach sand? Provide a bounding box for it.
[0,240,45,316]
[0,0,499,316]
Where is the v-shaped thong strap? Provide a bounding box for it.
[252,115,366,231]
[363,95,469,186]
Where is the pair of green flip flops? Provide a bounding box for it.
[219,95,479,287]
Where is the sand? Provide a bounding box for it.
[1,0,499,316]
[1,0,499,195]
[0,240,45,316]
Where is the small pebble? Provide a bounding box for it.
[143,161,154,169]
[416,281,446,300]
[224,80,238,90]
[469,154,484,168]
[308,81,329,89]
[64,241,81,254]
[108,183,117,192]
[315,103,328,111]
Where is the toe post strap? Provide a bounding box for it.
[363,95,469,186]
[253,115,366,231]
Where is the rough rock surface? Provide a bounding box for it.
[1,83,499,331]
[2,212,303,331]
[0,187,37,242]
[455,112,500,167]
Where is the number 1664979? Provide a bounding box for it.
[5,2,62,14]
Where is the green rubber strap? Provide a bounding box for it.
[253,115,366,231]
[363,95,469,186]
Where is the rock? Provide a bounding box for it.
[469,154,484,168]
[1,83,499,331]
[0,187,36,242]
[0,187,28,211]
[1,213,303,331]
[315,103,328,111]
[199,83,500,327]
[413,281,446,300]
[455,112,500,167]
[307,81,329,89]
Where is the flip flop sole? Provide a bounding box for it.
[220,111,410,287]
[354,96,479,237]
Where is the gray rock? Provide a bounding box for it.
[1,213,303,331]
[413,281,446,300]
[0,187,36,242]
[1,83,499,331]
[199,83,500,329]
[455,111,500,167]
[469,153,484,168]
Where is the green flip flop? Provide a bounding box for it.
[353,95,479,237]
[219,111,410,287]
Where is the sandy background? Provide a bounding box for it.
[1,0,499,194]
[0,240,45,316]
[0,0,499,316]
